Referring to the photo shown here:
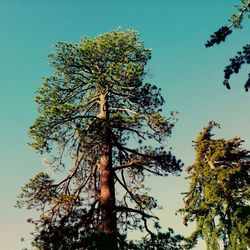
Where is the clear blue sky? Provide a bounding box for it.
[1,1,250,249]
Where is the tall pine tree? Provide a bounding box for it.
[16,30,182,250]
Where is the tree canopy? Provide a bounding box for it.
[180,122,250,249]
[16,30,183,250]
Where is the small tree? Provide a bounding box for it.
[125,226,185,250]
[180,122,250,249]
[17,30,182,250]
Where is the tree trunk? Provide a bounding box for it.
[97,92,117,250]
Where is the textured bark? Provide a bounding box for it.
[97,92,117,250]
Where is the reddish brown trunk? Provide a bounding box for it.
[97,93,117,250]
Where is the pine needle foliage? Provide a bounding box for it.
[180,122,250,250]
[205,0,250,91]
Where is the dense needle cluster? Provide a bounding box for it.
[180,122,250,249]
[205,0,250,91]
[205,26,232,48]
[223,44,250,91]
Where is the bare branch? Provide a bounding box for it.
[115,172,142,209]
[115,206,158,220]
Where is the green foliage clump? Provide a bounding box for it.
[180,122,250,249]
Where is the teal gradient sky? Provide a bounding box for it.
[1,1,250,249]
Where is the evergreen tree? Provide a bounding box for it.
[125,226,185,250]
[180,122,250,249]
[16,30,182,250]
[138,229,184,250]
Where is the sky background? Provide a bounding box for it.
[1,1,250,249]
